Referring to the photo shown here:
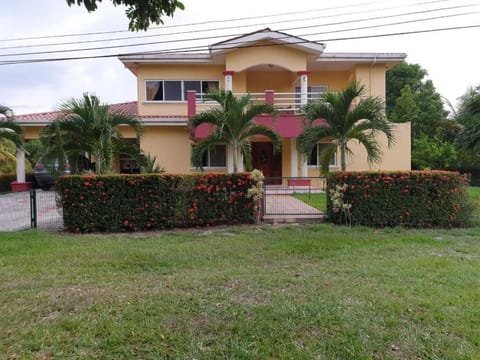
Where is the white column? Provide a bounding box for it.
[290,139,298,177]
[237,153,244,172]
[298,71,309,106]
[223,71,234,91]
[16,149,26,183]
[227,145,234,173]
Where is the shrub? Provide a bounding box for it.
[56,173,255,233]
[326,171,475,228]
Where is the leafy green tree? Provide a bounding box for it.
[40,93,144,174]
[456,86,480,156]
[298,81,394,173]
[23,139,44,169]
[386,62,427,115]
[189,90,281,173]
[412,134,458,170]
[0,105,23,171]
[66,0,184,31]
[0,105,23,149]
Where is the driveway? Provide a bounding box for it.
[0,190,63,232]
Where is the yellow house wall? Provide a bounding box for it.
[23,127,43,140]
[136,64,225,116]
[226,42,307,72]
[308,71,351,91]
[354,64,387,100]
[346,122,411,171]
[139,126,192,173]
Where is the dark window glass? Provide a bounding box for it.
[184,81,201,100]
[164,81,182,101]
[146,80,163,101]
[202,81,219,94]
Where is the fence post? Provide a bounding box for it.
[30,189,37,229]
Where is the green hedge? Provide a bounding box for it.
[56,173,255,232]
[0,173,39,193]
[326,171,475,228]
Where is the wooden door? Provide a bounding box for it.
[251,142,282,182]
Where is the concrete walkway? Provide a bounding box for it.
[263,194,324,224]
[0,190,63,232]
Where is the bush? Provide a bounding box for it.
[56,173,255,233]
[326,171,475,228]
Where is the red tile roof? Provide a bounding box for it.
[15,101,140,123]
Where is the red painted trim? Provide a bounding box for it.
[187,90,196,119]
[223,70,235,76]
[11,181,32,192]
[297,70,310,76]
[265,90,274,105]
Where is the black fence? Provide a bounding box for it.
[0,190,63,232]
[263,177,326,216]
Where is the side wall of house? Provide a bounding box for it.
[346,122,411,171]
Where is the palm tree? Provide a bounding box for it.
[0,105,23,164]
[189,90,281,172]
[298,81,394,173]
[456,86,480,154]
[40,93,144,174]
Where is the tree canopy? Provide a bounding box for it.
[66,0,184,31]
[189,90,281,173]
[40,93,144,174]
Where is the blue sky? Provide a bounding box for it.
[0,0,479,114]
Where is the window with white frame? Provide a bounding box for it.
[308,142,337,167]
[146,80,219,102]
[191,144,227,168]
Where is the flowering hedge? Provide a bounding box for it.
[326,171,475,228]
[56,173,255,233]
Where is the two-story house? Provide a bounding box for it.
[16,28,411,178]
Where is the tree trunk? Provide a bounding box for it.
[232,144,239,173]
[340,142,347,171]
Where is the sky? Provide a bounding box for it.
[0,0,479,115]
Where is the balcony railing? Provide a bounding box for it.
[187,90,324,117]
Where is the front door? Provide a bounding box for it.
[251,142,282,181]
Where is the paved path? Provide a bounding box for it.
[0,190,63,232]
[264,194,323,215]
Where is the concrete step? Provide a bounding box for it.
[262,214,325,224]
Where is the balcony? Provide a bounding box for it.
[188,90,327,139]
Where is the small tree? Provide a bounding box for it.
[189,90,281,173]
[298,81,394,173]
[40,94,144,174]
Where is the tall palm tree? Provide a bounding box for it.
[456,86,480,154]
[0,105,23,163]
[40,93,144,174]
[298,81,394,173]
[189,90,281,172]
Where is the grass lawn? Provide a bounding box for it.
[1,224,480,359]
[293,192,327,212]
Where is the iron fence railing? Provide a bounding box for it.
[0,189,63,232]
[263,177,326,216]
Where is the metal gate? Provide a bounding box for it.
[263,177,326,216]
[0,189,63,232]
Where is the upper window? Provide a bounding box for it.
[146,80,220,102]
[308,142,337,167]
